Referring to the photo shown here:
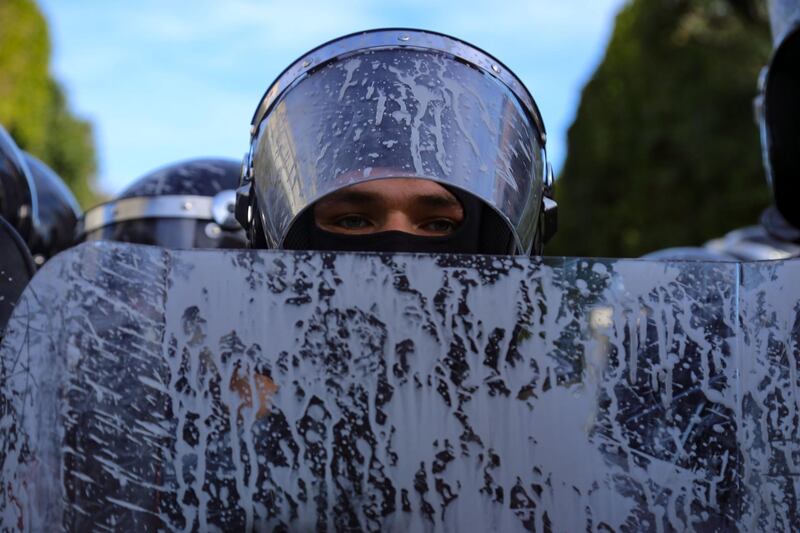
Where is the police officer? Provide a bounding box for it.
[78,158,247,249]
[236,29,557,256]
[646,0,800,261]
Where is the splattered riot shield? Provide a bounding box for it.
[1,243,799,531]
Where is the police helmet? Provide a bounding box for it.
[237,29,557,255]
[1,125,83,266]
[79,158,247,249]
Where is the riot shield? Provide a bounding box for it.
[1,242,798,531]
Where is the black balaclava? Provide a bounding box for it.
[286,186,516,255]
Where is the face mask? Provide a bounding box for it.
[306,227,480,254]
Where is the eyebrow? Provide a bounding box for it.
[415,194,462,209]
[318,190,382,206]
[318,190,462,210]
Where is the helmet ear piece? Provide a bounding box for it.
[526,197,557,257]
[541,197,558,246]
[234,181,252,233]
[539,161,558,249]
[248,198,268,249]
[234,182,268,249]
[235,152,267,248]
[235,152,253,231]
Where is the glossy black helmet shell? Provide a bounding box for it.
[22,153,81,265]
[0,125,37,242]
[119,158,242,198]
[79,158,247,249]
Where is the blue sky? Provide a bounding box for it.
[38,0,627,196]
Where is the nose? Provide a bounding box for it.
[380,211,417,234]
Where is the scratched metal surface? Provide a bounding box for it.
[1,242,799,531]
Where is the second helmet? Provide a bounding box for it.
[79,158,247,249]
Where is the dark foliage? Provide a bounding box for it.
[549,0,772,257]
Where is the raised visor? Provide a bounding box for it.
[2,242,799,531]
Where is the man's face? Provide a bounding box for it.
[313,178,464,236]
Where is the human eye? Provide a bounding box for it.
[335,214,372,230]
[421,218,457,234]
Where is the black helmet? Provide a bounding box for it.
[22,153,82,266]
[0,125,37,243]
[756,0,800,228]
[1,124,81,266]
[79,158,247,249]
[237,29,557,255]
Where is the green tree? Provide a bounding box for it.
[549,0,772,257]
[0,0,98,207]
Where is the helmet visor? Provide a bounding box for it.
[252,45,546,253]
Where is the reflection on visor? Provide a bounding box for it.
[252,48,545,252]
